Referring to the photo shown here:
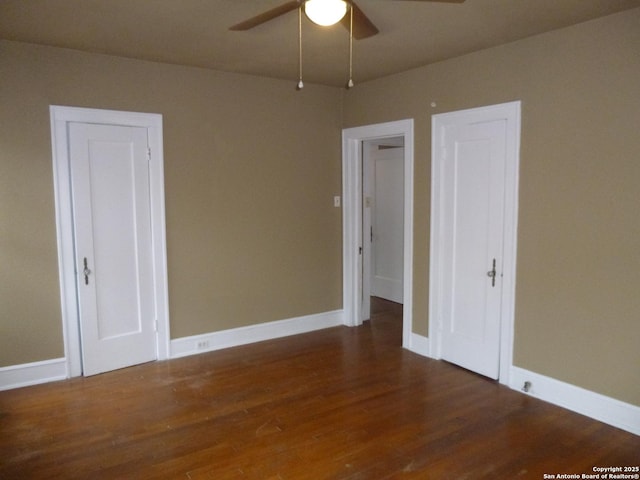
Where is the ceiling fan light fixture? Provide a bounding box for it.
[304,0,348,27]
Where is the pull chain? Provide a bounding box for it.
[347,3,354,89]
[297,5,304,90]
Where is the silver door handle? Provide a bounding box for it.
[83,257,91,285]
[487,258,496,287]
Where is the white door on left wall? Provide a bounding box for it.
[69,122,157,376]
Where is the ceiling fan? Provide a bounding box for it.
[230,0,466,40]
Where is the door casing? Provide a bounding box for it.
[342,119,414,351]
[50,105,170,377]
[429,101,521,385]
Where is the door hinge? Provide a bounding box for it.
[147,147,151,161]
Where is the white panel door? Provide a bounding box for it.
[69,122,157,376]
[439,119,507,379]
[370,146,404,303]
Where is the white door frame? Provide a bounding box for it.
[342,119,415,350]
[429,101,521,385]
[50,105,171,377]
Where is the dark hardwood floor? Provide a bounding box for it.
[1,298,638,479]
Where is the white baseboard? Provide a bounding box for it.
[510,366,640,436]
[170,309,344,359]
[406,333,430,357]
[0,358,68,391]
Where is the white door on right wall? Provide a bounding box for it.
[431,102,521,381]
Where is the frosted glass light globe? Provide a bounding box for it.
[304,0,348,27]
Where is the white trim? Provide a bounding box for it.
[341,119,415,351]
[429,101,521,386]
[170,310,344,359]
[50,106,171,377]
[408,333,430,357]
[0,358,67,391]
[510,366,640,436]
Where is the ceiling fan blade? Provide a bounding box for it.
[229,1,300,31]
[341,1,380,40]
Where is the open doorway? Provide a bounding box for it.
[341,119,417,353]
[362,137,404,325]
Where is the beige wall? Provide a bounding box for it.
[0,40,343,365]
[2,8,639,408]
[344,8,640,406]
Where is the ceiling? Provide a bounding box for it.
[1,0,639,87]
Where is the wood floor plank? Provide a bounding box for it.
[1,298,638,479]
